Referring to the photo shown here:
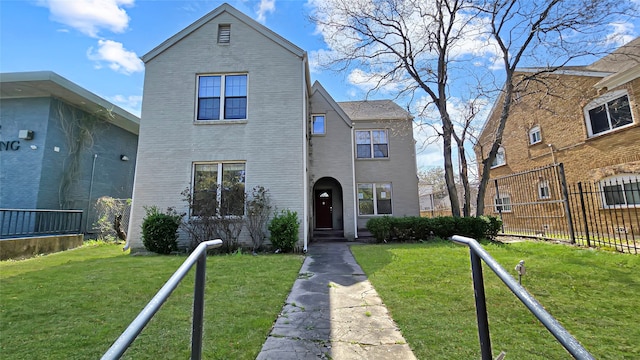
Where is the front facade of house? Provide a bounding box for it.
[0,71,139,233]
[475,38,639,237]
[126,4,419,252]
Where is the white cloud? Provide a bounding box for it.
[347,69,404,94]
[108,94,142,116]
[87,39,143,75]
[38,0,133,37]
[256,0,275,23]
[604,22,636,47]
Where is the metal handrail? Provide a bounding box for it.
[450,235,595,360]
[102,239,223,360]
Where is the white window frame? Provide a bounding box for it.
[494,194,512,213]
[529,125,542,145]
[583,89,635,138]
[538,180,551,199]
[491,146,506,168]
[599,175,640,209]
[357,183,393,216]
[311,114,326,135]
[196,73,248,121]
[192,162,246,217]
[355,129,389,159]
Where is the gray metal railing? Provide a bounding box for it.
[102,239,223,360]
[450,235,595,360]
[0,209,83,238]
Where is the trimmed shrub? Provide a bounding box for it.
[268,209,300,252]
[141,206,182,254]
[366,215,503,242]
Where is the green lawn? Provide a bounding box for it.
[0,243,303,359]
[351,240,640,359]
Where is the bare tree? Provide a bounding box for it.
[309,0,636,216]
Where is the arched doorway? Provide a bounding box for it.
[313,177,343,230]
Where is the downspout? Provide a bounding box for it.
[351,125,358,239]
[302,55,309,252]
[86,154,98,233]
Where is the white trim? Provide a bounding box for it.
[491,146,506,168]
[195,73,248,121]
[351,125,358,239]
[494,194,512,213]
[311,114,326,135]
[599,175,640,209]
[529,125,542,145]
[583,89,635,138]
[356,182,393,216]
[517,67,612,78]
[594,64,640,90]
[355,129,390,159]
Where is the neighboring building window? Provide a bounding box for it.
[491,146,506,168]
[193,162,246,216]
[312,115,325,135]
[218,24,231,44]
[600,175,640,208]
[538,180,550,199]
[529,125,542,145]
[357,183,392,215]
[197,74,247,120]
[584,90,634,137]
[356,130,389,158]
[494,195,512,213]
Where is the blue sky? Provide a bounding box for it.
[2,0,639,170]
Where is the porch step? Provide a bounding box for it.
[312,230,346,242]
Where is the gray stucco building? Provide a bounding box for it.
[0,71,140,233]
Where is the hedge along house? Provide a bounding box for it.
[126,3,419,253]
[0,71,140,234]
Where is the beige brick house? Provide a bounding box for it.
[475,38,639,245]
[126,4,419,252]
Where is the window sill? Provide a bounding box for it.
[586,122,637,140]
[529,140,542,146]
[312,133,326,136]
[490,163,506,169]
[194,119,248,125]
[358,214,393,217]
[356,157,390,161]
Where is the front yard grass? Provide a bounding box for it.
[0,243,303,359]
[351,240,640,359]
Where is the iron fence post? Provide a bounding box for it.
[191,251,207,360]
[494,179,504,233]
[558,163,576,243]
[577,182,591,247]
[470,250,493,360]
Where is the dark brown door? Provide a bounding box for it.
[315,190,333,228]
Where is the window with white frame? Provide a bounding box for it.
[584,90,634,137]
[357,183,392,215]
[197,74,247,121]
[356,130,389,158]
[600,175,640,208]
[491,146,506,168]
[529,125,542,145]
[494,194,512,213]
[312,115,325,135]
[538,180,550,199]
[192,162,246,216]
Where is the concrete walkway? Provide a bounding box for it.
[256,241,417,360]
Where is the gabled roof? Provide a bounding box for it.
[586,37,640,73]
[142,3,305,63]
[311,81,351,127]
[0,71,140,134]
[338,100,411,121]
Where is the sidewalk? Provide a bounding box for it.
[256,241,417,360]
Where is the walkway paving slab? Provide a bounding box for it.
[256,241,417,360]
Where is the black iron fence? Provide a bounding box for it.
[0,209,83,239]
[485,164,639,254]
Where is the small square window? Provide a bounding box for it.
[529,126,541,145]
[312,115,325,135]
[218,24,231,44]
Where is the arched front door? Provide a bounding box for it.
[313,177,343,230]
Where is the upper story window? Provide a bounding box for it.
[197,74,247,121]
[217,24,231,44]
[491,146,506,168]
[529,125,542,145]
[584,90,634,137]
[357,183,392,215]
[312,115,325,135]
[193,162,246,216]
[356,130,388,159]
[600,175,639,208]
